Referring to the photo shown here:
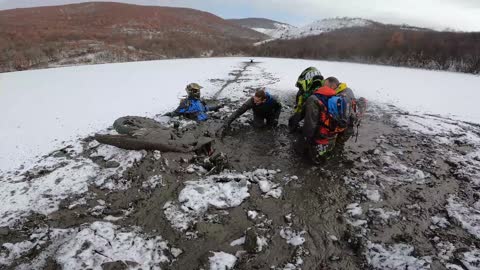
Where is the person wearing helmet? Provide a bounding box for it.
[167,83,223,122]
[288,67,324,133]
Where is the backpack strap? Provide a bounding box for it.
[314,95,332,132]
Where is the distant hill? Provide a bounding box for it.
[227,18,289,29]
[253,22,480,74]
[0,2,267,72]
[228,18,296,39]
[281,17,376,39]
[231,17,433,41]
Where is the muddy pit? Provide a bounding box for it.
[1,63,480,270]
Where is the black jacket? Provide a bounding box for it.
[225,93,282,126]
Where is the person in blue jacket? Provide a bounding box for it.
[168,83,222,121]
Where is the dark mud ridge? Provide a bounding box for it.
[1,63,480,270]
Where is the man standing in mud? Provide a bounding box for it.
[302,77,362,163]
[219,88,282,134]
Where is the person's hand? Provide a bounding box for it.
[214,103,225,111]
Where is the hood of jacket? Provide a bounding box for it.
[335,83,348,94]
[313,86,336,97]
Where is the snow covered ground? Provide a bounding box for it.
[2,57,480,269]
[0,58,239,172]
[2,57,479,172]
[248,18,374,41]
[251,22,296,39]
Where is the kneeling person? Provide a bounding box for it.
[223,89,282,130]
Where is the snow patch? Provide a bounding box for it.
[365,189,382,202]
[248,210,259,220]
[230,237,246,247]
[209,252,237,270]
[179,177,250,214]
[431,215,451,229]
[1,222,178,270]
[164,169,281,231]
[366,242,431,269]
[0,142,144,227]
[369,208,400,222]
[280,227,306,246]
[258,180,283,198]
[142,175,164,190]
[347,203,363,217]
[462,249,480,270]
[256,236,269,252]
[447,196,480,239]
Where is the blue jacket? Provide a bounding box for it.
[175,98,210,121]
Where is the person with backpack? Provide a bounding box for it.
[302,77,364,163]
[334,82,367,145]
[166,83,223,122]
[219,88,282,135]
[289,67,324,133]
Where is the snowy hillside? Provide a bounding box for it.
[282,17,374,39]
[228,18,296,39]
[232,17,374,40]
[2,58,480,269]
[251,22,296,39]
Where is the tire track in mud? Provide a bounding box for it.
[211,61,280,101]
[211,61,254,100]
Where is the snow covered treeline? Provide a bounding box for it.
[254,27,480,74]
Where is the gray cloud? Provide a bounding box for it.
[0,0,479,31]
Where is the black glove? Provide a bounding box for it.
[164,111,180,117]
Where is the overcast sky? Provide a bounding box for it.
[1,0,479,31]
